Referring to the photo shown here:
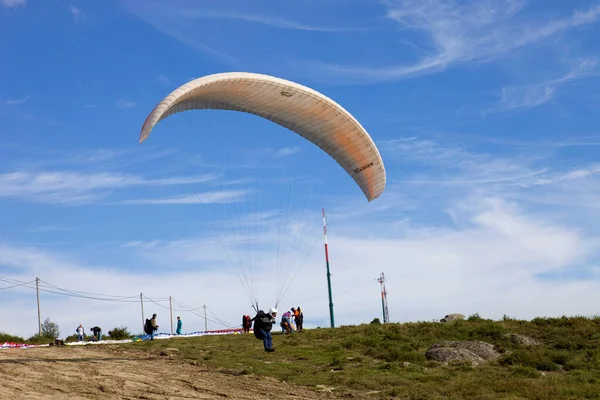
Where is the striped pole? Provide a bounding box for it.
[322,208,335,328]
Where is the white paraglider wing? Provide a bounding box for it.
[139,72,386,201]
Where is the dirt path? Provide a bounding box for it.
[0,345,350,399]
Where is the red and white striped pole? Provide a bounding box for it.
[322,208,335,328]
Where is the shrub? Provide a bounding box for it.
[468,323,505,340]
[511,366,539,378]
[467,313,483,321]
[108,326,132,340]
[0,332,25,343]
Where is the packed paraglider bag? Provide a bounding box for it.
[144,319,153,335]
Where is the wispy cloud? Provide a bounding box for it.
[300,1,600,82]
[485,58,599,114]
[10,147,180,174]
[0,0,25,8]
[386,136,600,190]
[115,99,138,109]
[119,190,250,205]
[122,240,160,250]
[5,95,32,105]
[177,10,366,32]
[83,104,96,109]
[69,5,81,21]
[378,135,600,222]
[384,137,547,187]
[273,146,301,157]
[118,1,238,65]
[20,225,69,233]
[157,74,171,86]
[0,171,215,204]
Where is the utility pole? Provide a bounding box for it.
[377,272,390,323]
[203,304,208,332]
[169,296,173,335]
[322,208,335,328]
[35,277,41,337]
[140,292,145,332]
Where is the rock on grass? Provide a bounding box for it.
[426,341,501,364]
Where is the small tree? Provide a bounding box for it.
[370,317,381,324]
[41,317,60,338]
[108,326,132,340]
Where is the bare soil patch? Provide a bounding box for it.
[0,345,348,399]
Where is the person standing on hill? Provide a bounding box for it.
[76,324,85,342]
[150,314,158,340]
[292,307,304,331]
[176,316,182,335]
[252,308,277,352]
[242,315,252,333]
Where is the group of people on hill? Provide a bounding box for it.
[75,324,103,342]
[73,306,299,352]
[142,314,183,340]
[242,306,304,352]
[280,307,303,334]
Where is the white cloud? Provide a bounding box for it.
[118,1,238,65]
[115,99,138,109]
[0,242,245,337]
[2,195,600,338]
[0,171,215,204]
[371,136,600,231]
[301,1,600,83]
[485,58,599,114]
[157,74,171,86]
[20,225,68,233]
[119,190,250,205]
[383,137,547,187]
[0,0,25,8]
[69,5,81,21]
[19,147,177,171]
[5,95,31,105]
[176,10,365,32]
[273,146,301,157]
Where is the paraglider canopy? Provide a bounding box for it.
[139,72,386,202]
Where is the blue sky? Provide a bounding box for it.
[2,0,600,338]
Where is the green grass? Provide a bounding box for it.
[121,316,600,399]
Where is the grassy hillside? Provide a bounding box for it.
[129,315,600,399]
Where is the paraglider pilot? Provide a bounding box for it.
[252,308,277,352]
[242,315,252,333]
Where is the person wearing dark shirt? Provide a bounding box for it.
[251,308,277,352]
[91,326,102,341]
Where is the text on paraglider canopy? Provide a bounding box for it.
[354,161,374,174]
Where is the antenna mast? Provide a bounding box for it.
[377,272,389,323]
